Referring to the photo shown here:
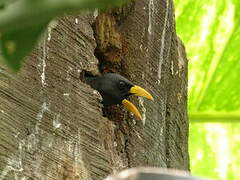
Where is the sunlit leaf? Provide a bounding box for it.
[175,0,240,179]
[189,123,240,180]
[175,0,240,114]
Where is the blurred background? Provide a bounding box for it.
[174,0,240,179]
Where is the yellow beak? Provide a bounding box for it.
[129,85,154,100]
[122,99,142,120]
[122,85,154,120]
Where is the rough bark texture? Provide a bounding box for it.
[0,0,189,179]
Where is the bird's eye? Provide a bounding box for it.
[118,81,125,90]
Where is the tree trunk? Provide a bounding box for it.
[0,0,189,179]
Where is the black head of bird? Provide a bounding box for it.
[85,73,154,120]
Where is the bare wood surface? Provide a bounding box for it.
[0,0,189,179]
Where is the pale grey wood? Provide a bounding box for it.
[0,0,189,179]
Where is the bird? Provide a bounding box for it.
[85,73,154,120]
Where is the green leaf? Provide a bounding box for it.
[175,0,240,179]
[0,0,127,71]
[0,22,48,71]
[175,0,240,114]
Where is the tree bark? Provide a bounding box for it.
[0,0,189,179]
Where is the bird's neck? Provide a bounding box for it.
[85,76,102,90]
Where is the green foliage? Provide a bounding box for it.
[0,0,127,71]
[190,123,240,180]
[175,0,240,113]
[175,0,240,179]
[0,22,49,70]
